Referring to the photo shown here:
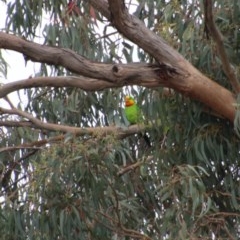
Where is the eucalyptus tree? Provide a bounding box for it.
[0,0,240,239]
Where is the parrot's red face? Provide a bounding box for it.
[125,96,135,107]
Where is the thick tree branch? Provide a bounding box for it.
[0,7,237,122]
[0,107,146,138]
[0,75,161,99]
[203,0,240,93]
[0,32,160,84]
[89,0,110,19]
[0,31,236,121]
[90,0,237,121]
[91,0,180,66]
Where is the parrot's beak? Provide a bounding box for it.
[125,96,134,106]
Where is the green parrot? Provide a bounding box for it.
[124,96,151,147]
[124,96,142,124]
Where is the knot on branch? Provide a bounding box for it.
[112,64,123,77]
[154,62,178,81]
[112,65,119,73]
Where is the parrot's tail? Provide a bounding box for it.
[140,132,151,148]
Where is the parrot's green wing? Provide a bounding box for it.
[124,100,151,147]
[124,104,142,124]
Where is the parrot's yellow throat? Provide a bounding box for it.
[125,96,135,107]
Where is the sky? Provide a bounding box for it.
[0,1,42,107]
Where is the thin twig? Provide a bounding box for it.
[0,134,64,153]
[117,155,154,176]
[4,96,15,109]
[203,0,240,93]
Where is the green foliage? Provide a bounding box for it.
[0,0,240,239]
